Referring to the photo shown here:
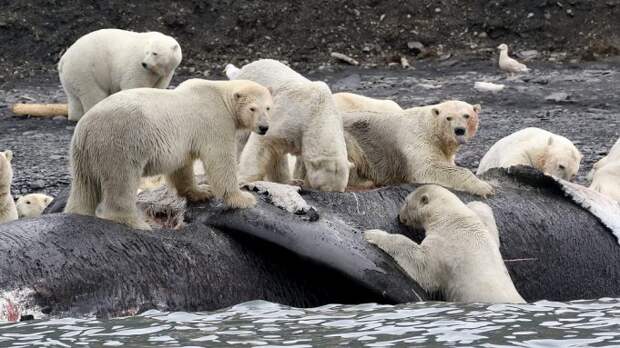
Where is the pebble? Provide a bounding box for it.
[30,180,46,190]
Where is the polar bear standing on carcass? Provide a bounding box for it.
[225,59,350,192]
[59,29,182,121]
[341,100,493,196]
[477,127,582,181]
[589,137,620,201]
[365,185,525,303]
[64,79,272,230]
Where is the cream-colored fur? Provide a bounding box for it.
[341,100,493,196]
[0,150,18,224]
[365,185,524,303]
[477,127,582,181]
[59,29,182,121]
[64,79,272,230]
[333,92,403,113]
[16,193,53,218]
[589,138,620,201]
[230,59,350,192]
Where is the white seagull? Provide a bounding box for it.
[497,43,530,76]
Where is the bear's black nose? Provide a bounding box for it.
[141,62,148,69]
[258,125,269,135]
[454,127,466,136]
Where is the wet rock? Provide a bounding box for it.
[29,180,46,190]
[519,50,539,60]
[545,92,571,103]
[331,74,362,90]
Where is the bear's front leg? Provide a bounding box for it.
[416,159,495,197]
[167,162,214,202]
[202,144,256,209]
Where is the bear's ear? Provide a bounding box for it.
[420,194,430,205]
[3,150,13,162]
[546,136,554,146]
[348,161,355,169]
[267,86,275,96]
[171,44,179,50]
[473,104,481,113]
[45,197,53,204]
[431,108,440,116]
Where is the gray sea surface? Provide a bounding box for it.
[2,299,620,347]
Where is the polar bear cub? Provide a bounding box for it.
[589,138,620,202]
[365,185,525,303]
[0,150,18,224]
[333,92,403,113]
[477,127,582,181]
[228,59,350,192]
[16,193,54,218]
[342,100,493,196]
[59,29,182,121]
[64,79,272,230]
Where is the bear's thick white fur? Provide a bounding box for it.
[64,79,272,230]
[59,29,182,121]
[333,92,403,113]
[0,150,18,224]
[365,185,525,303]
[477,127,582,181]
[589,138,620,201]
[16,193,53,218]
[230,59,350,192]
[341,100,493,196]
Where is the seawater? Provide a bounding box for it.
[1,299,620,347]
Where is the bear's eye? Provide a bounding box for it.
[250,107,256,112]
[152,52,158,56]
[559,164,566,170]
[463,114,470,119]
[266,107,271,111]
[446,117,453,121]
[26,201,31,205]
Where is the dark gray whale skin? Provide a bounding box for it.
[27,166,619,319]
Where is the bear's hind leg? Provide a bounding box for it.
[97,173,150,230]
[79,88,109,115]
[167,162,214,202]
[66,92,85,122]
[64,173,99,216]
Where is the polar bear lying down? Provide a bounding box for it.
[477,127,582,181]
[336,100,493,196]
[64,79,272,230]
[227,59,350,192]
[333,92,403,113]
[59,29,182,121]
[365,184,525,303]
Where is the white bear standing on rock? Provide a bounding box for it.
[59,29,182,121]
[0,150,18,224]
[589,138,620,202]
[477,127,582,181]
[365,185,525,303]
[333,92,403,113]
[341,100,493,196]
[16,193,54,218]
[64,79,272,230]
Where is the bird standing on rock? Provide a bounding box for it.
[497,43,530,77]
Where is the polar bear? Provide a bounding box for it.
[365,185,525,303]
[59,29,182,121]
[476,127,582,181]
[333,92,403,113]
[64,79,272,230]
[0,150,18,224]
[589,138,620,201]
[16,193,54,218]
[341,100,493,196]
[227,59,350,192]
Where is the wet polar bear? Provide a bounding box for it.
[0,150,18,224]
[333,92,403,113]
[16,193,54,218]
[477,127,582,181]
[365,185,525,303]
[589,137,620,201]
[226,59,350,192]
[64,79,272,230]
[341,100,493,196]
[59,29,182,121]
